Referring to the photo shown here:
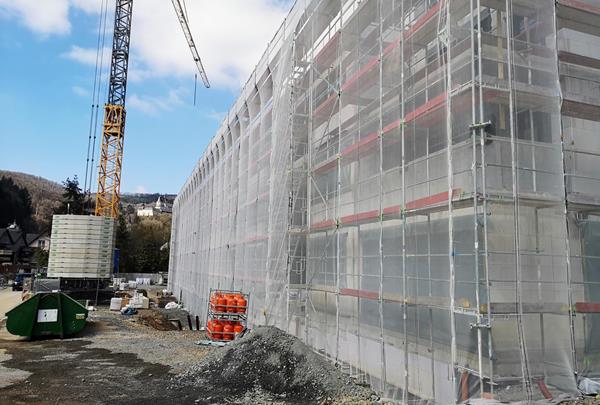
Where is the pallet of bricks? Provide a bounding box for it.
[206,289,248,341]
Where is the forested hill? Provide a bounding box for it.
[0,170,63,201]
[0,170,63,230]
[0,170,176,231]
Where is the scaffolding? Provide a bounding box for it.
[169,0,600,402]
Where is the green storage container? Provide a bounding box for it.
[5,292,88,338]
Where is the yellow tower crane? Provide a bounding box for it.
[95,0,209,218]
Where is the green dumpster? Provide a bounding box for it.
[5,292,88,338]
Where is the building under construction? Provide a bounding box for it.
[169,0,600,401]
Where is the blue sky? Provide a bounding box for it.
[0,0,289,194]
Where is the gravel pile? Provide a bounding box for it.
[175,326,375,404]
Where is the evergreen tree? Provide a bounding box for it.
[115,210,130,272]
[57,176,86,215]
[0,176,35,230]
[35,248,49,268]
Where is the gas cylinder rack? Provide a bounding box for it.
[206,289,248,341]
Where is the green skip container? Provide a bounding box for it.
[5,292,88,338]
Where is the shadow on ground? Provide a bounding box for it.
[0,337,203,404]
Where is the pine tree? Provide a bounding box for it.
[57,176,86,215]
[0,176,35,230]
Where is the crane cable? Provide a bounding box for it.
[90,0,111,194]
[84,0,111,210]
[84,0,107,199]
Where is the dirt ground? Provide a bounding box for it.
[0,301,214,404]
[0,288,22,322]
[0,289,375,404]
[0,287,598,405]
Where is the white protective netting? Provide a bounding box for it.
[170,0,600,402]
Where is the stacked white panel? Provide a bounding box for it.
[48,214,116,278]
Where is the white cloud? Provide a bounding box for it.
[62,0,289,89]
[70,0,103,15]
[134,185,147,193]
[5,0,291,89]
[0,0,103,36]
[128,87,188,115]
[127,0,289,88]
[62,45,111,66]
[0,0,71,35]
[72,85,89,97]
[128,94,157,115]
[206,110,227,123]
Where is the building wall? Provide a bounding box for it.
[557,0,600,382]
[169,0,599,402]
[136,208,155,217]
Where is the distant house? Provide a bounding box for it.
[33,235,51,251]
[136,196,172,217]
[0,223,49,266]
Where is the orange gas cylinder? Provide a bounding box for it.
[212,322,223,340]
[223,324,234,340]
[236,297,247,313]
[234,295,242,310]
[226,297,237,313]
[233,323,244,337]
[207,319,213,332]
[216,296,227,312]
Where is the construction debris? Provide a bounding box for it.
[138,309,179,331]
[164,301,181,310]
[579,378,600,396]
[196,339,228,347]
[121,307,137,316]
[176,326,375,404]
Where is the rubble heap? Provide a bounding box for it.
[178,326,375,403]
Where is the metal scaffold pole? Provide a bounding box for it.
[335,0,342,365]
[469,0,485,395]
[400,0,408,400]
[476,0,494,395]
[505,0,531,399]
[377,0,386,395]
[439,0,458,401]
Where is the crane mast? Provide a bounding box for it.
[94,0,208,219]
[95,0,133,218]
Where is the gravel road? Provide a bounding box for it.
[0,307,380,404]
